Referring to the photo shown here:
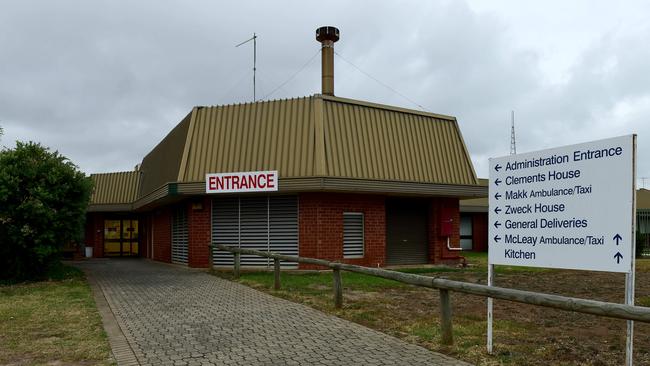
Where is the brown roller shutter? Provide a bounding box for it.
[386,200,428,265]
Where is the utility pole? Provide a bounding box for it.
[510,110,517,155]
[236,33,257,102]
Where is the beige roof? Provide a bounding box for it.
[90,171,140,205]
[638,189,650,209]
[460,178,488,211]
[92,94,482,209]
[142,94,477,196]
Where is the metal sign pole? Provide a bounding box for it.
[487,263,494,354]
[625,135,637,366]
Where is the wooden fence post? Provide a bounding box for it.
[439,289,453,345]
[234,252,240,279]
[274,258,281,290]
[333,267,343,309]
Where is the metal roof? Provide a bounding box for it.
[90,94,481,208]
[638,189,650,209]
[90,171,140,205]
[176,94,476,186]
[138,112,192,197]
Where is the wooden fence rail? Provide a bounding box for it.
[212,244,650,345]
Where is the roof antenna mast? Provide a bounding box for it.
[510,110,517,155]
[236,33,257,102]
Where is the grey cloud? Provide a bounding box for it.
[0,0,648,185]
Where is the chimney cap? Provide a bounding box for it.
[316,26,340,43]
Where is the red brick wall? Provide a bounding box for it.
[298,193,386,269]
[472,213,488,252]
[188,197,211,268]
[152,207,172,263]
[428,197,462,265]
[83,213,105,258]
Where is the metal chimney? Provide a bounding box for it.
[316,26,340,96]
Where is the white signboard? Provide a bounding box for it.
[489,135,634,273]
[206,170,278,193]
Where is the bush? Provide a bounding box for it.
[0,142,92,281]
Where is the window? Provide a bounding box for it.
[343,212,364,258]
[460,214,473,250]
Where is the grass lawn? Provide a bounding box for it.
[213,253,650,365]
[0,262,114,366]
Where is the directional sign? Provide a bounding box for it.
[489,135,635,273]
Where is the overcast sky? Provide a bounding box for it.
[2,1,649,186]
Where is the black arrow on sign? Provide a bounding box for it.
[494,192,502,200]
[495,178,502,186]
[494,221,501,229]
[494,235,501,243]
[494,206,502,214]
[613,234,622,245]
[495,164,502,172]
[614,252,623,264]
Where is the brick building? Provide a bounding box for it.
[84,27,486,269]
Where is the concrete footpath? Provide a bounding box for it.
[76,259,471,366]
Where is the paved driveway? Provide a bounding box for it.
[77,259,470,366]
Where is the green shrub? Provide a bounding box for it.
[0,142,92,281]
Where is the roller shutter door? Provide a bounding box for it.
[269,196,298,268]
[211,196,298,268]
[386,200,428,265]
[240,197,269,267]
[212,197,239,266]
[171,207,188,265]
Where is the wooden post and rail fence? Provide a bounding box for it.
[211,244,650,346]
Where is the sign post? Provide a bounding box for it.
[487,135,636,363]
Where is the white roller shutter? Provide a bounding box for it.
[212,197,239,266]
[269,196,298,268]
[240,197,270,267]
[211,195,298,268]
[171,207,188,265]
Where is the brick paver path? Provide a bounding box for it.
[78,259,471,366]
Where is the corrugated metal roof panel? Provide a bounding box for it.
[138,111,192,197]
[90,94,480,207]
[637,189,650,209]
[322,97,476,185]
[90,171,140,204]
[180,97,316,181]
[178,95,476,186]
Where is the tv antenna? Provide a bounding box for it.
[510,110,517,155]
[236,33,257,102]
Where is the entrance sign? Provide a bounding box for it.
[206,171,278,193]
[489,135,635,273]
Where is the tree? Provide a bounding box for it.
[0,142,93,280]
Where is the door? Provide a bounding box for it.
[104,220,122,257]
[386,200,429,265]
[103,219,139,257]
[460,214,473,250]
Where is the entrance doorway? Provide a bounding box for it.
[386,199,429,265]
[104,219,139,257]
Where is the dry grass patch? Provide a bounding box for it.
[0,263,114,366]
